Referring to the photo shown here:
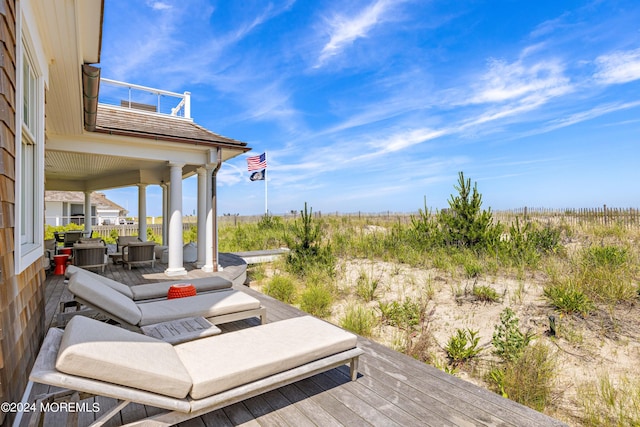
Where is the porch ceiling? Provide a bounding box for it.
[45,126,246,192]
[45,150,167,192]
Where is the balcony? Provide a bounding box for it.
[98,78,191,119]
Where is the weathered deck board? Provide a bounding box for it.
[20,258,568,427]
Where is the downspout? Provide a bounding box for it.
[82,65,101,132]
[211,147,222,271]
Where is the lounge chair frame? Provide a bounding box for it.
[29,327,363,426]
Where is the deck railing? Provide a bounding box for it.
[98,78,191,118]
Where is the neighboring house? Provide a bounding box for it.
[44,191,127,226]
[0,1,249,423]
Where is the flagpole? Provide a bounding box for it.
[264,151,268,215]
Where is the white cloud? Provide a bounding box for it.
[316,0,397,67]
[368,128,448,155]
[467,58,572,105]
[594,48,640,84]
[545,100,640,131]
[148,1,172,11]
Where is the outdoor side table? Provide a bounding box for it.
[140,316,221,344]
[53,254,70,275]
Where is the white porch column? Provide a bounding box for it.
[161,182,169,246]
[165,162,187,276]
[202,166,214,272]
[137,184,147,241]
[84,191,92,236]
[196,167,207,268]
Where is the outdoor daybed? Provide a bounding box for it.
[62,271,266,329]
[29,316,364,426]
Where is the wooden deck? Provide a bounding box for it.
[20,256,567,427]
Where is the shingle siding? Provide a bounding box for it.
[0,2,47,426]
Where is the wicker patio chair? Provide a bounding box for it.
[72,243,108,272]
[116,235,142,253]
[63,231,83,247]
[122,241,156,270]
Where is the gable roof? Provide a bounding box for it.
[45,191,126,212]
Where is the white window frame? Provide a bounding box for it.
[15,2,46,274]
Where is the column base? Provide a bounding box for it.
[164,267,187,276]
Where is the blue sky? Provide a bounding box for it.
[100,0,640,217]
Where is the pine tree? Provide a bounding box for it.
[439,171,498,248]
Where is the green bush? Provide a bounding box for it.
[340,305,376,336]
[472,285,500,303]
[464,261,483,278]
[378,297,423,332]
[544,282,594,316]
[438,172,502,249]
[146,227,162,244]
[578,373,640,427]
[106,228,119,244]
[410,196,443,248]
[445,328,481,364]
[496,342,556,412]
[218,221,286,252]
[543,243,637,310]
[300,285,333,318]
[492,307,534,362]
[257,212,283,230]
[183,225,197,243]
[264,275,296,304]
[285,203,335,277]
[44,223,84,240]
[355,270,380,302]
[583,245,628,268]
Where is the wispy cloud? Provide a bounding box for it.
[465,57,572,105]
[593,48,640,84]
[361,127,447,158]
[315,0,399,68]
[545,100,640,131]
[148,1,172,11]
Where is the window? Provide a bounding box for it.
[20,54,37,245]
[15,18,45,272]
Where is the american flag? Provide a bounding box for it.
[247,152,267,171]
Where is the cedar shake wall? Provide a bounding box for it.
[0,1,46,425]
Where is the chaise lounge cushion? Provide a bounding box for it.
[137,290,261,326]
[68,274,142,325]
[130,276,232,300]
[65,265,233,301]
[68,275,261,327]
[175,316,358,399]
[68,267,135,299]
[55,316,192,399]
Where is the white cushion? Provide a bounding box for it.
[71,268,135,299]
[137,289,260,326]
[55,316,192,399]
[68,275,142,325]
[130,276,232,301]
[175,316,357,399]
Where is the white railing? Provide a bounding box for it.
[99,78,191,118]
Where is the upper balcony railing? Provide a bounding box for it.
[98,78,191,119]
